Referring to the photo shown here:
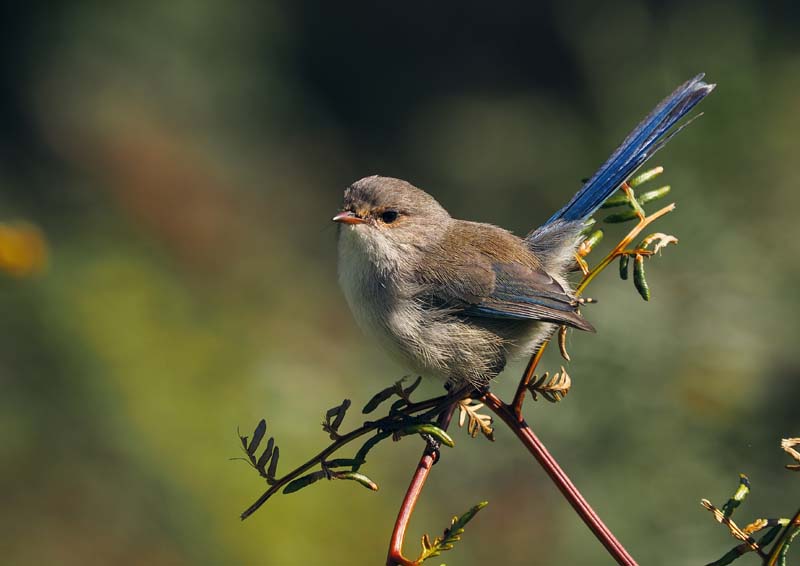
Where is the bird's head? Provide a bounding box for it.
[333,176,451,271]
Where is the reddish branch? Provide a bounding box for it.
[386,403,458,566]
[482,392,638,566]
[386,451,436,566]
[385,189,676,564]
[385,385,638,566]
[512,342,548,418]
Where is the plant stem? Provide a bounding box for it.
[766,508,800,566]
[512,202,675,419]
[512,340,550,418]
[241,393,451,520]
[576,203,674,296]
[482,391,639,566]
[386,403,458,566]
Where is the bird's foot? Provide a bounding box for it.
[421,433,441,463]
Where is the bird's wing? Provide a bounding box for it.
[416,254,595,332]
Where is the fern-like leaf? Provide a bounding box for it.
[416,501,488,563]
[527,367,572,403]
[457,399,494,441]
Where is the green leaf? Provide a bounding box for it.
[619,254,630,280]
[629,166,664,188]
[633,255,650,301]
[282,470,326,494]
[267,445,280,480]
[363,384,398,414]
[335,471,379,491]
[583,230,603,253]
[256,437,274,473]
[599,192,630,209]
[248,419,266,455]
[705,547,744,566]
[362,377,420,414]
[603,209,639,223]
[352,430,392,472]
[722,474,750,518]
[417,501,488,564]
[401,423,455,448]
[324,458,360,468]
[402,376,423,399]
[758,523,786,548]
[580,218,597,234]
[775,524,800,566]
[323,399,351,438]
[637,185,671,206]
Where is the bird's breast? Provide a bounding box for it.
[337,228,396,337]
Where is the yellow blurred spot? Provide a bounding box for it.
[0,222,48,277]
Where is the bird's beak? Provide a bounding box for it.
[332,211,366,225]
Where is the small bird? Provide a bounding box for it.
[334,74,714,389]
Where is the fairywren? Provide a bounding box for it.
[334,74,714,388]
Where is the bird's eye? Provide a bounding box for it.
[380,210,399,224]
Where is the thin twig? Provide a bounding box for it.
[575,203,675,296]
[241,393,452,520]
[482,391,638,566]
[700,499,765,557]
[766,508,800,566]
[512,202,675,418]
[387,402,459,566]
[512,340,550,419]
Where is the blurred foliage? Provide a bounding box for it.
[0,221,47,276]
[1,1,798,564]
[700,439,800,565]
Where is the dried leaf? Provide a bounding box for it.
[558,325,570,362]
[640,232,678,254]
[528,367,572,403]
[781,438,800,470]
[701,499,759,551]
[743,518,767,535]
[457,399,494,441]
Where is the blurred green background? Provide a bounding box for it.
[1,1,798,564]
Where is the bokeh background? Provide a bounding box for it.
[2,1,798,565]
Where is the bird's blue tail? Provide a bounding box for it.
[546,74,715,225]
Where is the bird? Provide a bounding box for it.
[333,74,714,389]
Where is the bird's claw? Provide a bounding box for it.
[422,433,442,463]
